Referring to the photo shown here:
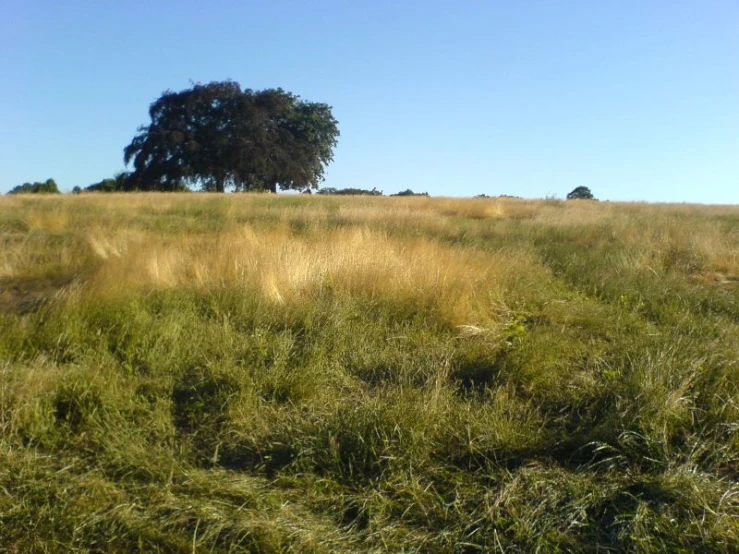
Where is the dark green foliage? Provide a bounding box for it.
[567,186,596,200]
[8,178,60,194]
[86,178,119,193]
[391,189,429,197]
[317,187,383,196]
[123,81,339,193]
[81,172,133,193]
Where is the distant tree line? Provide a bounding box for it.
[391,189,429,197]
[8,179,60,194]
[474,194,521,199]
[6,175,594,201]
[316,187,383,196]
[7,178,431,197]
[315,187,432,197]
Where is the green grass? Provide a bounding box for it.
[1,194,739,552]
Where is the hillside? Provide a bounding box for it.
[1,194,738,552]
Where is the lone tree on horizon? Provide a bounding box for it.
[123,81,339,193]
[567,186,596,200]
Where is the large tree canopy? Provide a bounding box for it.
[123,81,339,192]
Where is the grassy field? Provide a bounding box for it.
[1,193,739,552]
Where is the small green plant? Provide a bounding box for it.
[504,313,527,347]
[618,293,646,312]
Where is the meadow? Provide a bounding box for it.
[1,193,738,552]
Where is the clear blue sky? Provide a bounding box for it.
[2,0,737,202]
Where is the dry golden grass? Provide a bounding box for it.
[87,223,538,327]
[0,194,561,327]
[3,193,739,308]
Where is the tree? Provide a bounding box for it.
[8,179,60,194]
[566,186,596,200]
[391,189,429,197]
[316,187,382,196]
[123,81,339,193]
[85,179,120,193]
[82,172,133,193]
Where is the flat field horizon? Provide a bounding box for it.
[1,193,738,552]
